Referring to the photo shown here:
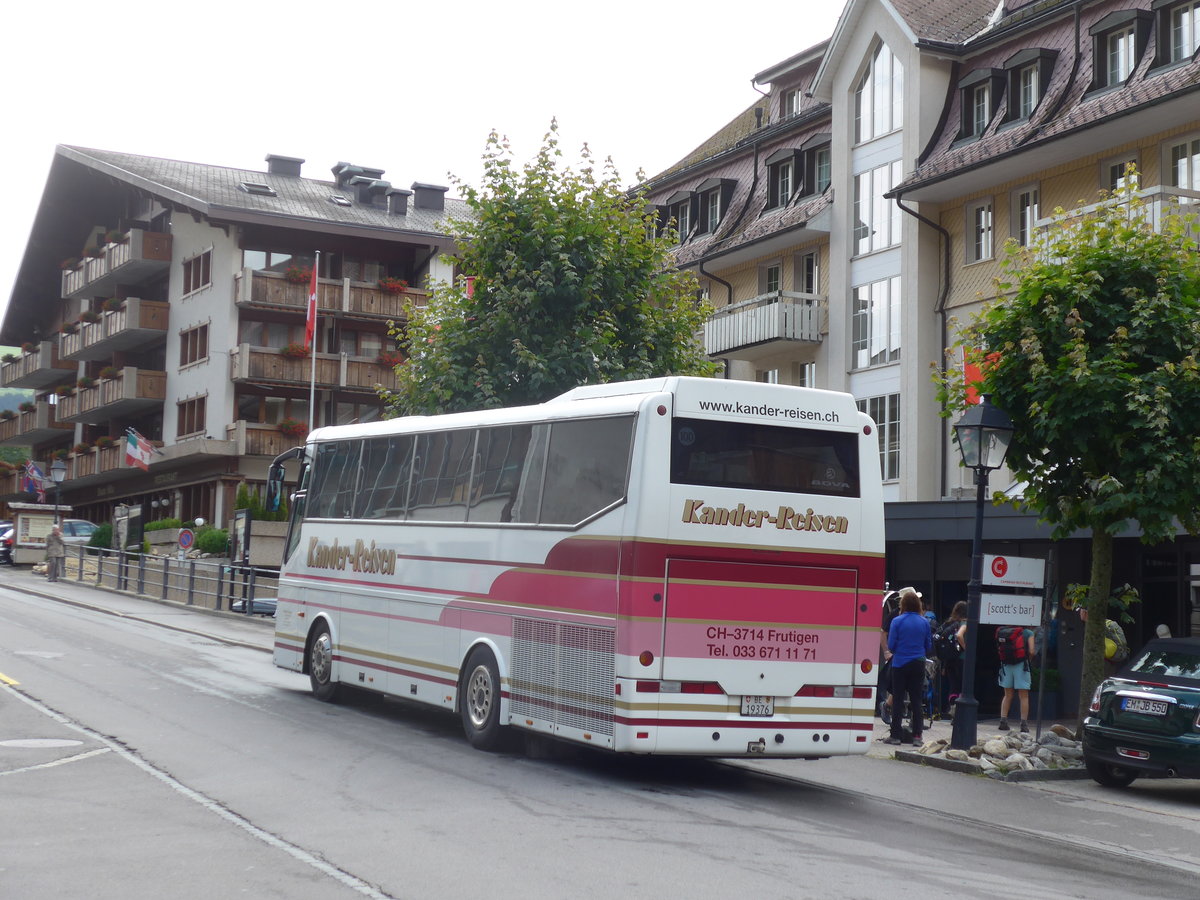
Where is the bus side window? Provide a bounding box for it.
[308,441,361,518]
[408,431,473,522]
[509,424,549,523]
[283,463,309,563]
[469,424,534,523]
[539,416,634,525]
[355,435,414,519]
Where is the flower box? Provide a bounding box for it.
[280,343,310,359]
[378,277,409,295]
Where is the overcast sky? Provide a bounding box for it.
[0,1,843,332]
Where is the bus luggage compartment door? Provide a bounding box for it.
[661,559,861,698]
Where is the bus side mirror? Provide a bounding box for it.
[265,463,285,512]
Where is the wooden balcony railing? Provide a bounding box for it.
[0,339,76,390]
[229,345,399,393]
[227,421,308,457]
[0,400,72,446]
[234,269,428,321]
[59,298,169,361]
[703,291,825,358]
[56,367,167,423]
[61,229,172,298]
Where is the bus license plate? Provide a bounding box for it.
[1123,697,1169,716]
[740,696,774,717]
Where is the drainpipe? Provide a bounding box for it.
[894,191,952,498]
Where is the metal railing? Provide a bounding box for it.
[63,546,279,616]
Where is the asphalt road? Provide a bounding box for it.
[2,570,1199,899]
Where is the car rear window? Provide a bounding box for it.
[1125,647,1200,683]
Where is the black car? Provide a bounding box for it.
[1081,637,1200,787]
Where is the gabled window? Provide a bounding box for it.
[782,88,803,119]
[1155,0,1200,66]
[1165,135,1200,190]
[855,41,903,143]
[1011,186,1040,247]
[799,133,832,197]
[1003,49,1057,121]
[965,199,994,263]
[1090,10,1152,89]
[765,149,800,209]
[694,178,736,234]
[957,69,1004,139]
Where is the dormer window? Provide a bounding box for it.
[694,178,736,234]
[664,190,695,243]
[1003,49,1057,121]
[765,149,800,209]
[1154,0,1200,65]
[782,88,802,119]
[1090,10,1152,89]
[799,133,832,197]
[957,69,1004,139]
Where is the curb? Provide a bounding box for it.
[893,748,1092,781]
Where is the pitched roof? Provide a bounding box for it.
[58,145,469,239]
[889,0,1001,43]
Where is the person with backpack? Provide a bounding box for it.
[935,601,968,714]
[883,587,933,745]
[995,623,1037,732]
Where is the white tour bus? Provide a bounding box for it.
[267,376,885,757]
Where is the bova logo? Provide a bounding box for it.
[681,499,848,534]
[307,537,398,575]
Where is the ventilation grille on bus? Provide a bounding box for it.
[511,618,614,736]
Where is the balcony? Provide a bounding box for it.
[61,229,172,299]
[56,367,167,423]
[227,421,308,457]
[234,269,428,321]
[0,339,76,390]
[1035,184,1200,244]
[229,345,399,393]
[0,400,73,446]
[704,291,824,360]
[60,299,169,361]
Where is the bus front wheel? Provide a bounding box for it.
[460,646,506,750]
[308,623,340,703]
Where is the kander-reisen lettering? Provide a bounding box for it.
[681,499,849,533]
[307,537,398,575]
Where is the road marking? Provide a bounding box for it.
[1,683,397,899]
[0,672,19,686]
[0,747,111,777]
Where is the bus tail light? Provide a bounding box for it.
[860,659,874,674]
[639,651,655,666]
[636,680,722,694]
[795,686,872,699]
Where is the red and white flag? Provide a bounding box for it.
[125,431,153,471]
[305,259,319,349]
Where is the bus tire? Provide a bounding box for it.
[460,645,505,751]
[308,623,340,703]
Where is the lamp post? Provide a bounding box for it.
[949,395,1014,752]
[49,458,67,525]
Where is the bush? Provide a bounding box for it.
[144,518,183,532]
[195,527,229,555]
[88,523,113,549]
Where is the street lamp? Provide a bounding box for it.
[949,394,1014,751]
[49,457,67,525]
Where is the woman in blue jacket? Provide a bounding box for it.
[884,587,933,745]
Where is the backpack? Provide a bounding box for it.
[1105,619,1130,664]
[934,620,963,664]
[995,625,1029,664]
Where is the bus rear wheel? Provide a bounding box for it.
[460,646,506,750]
[308,624,340,703]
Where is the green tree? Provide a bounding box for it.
[939,183,1200,725]
[381,121,717,416]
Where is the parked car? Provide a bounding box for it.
[0,527,12,566]
[230,597,276,616]
[1081,637,1200,787]
[60,519,97,545]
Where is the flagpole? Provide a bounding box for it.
[307,251,320,433]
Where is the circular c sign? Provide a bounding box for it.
[178,528,195,550]
[991,556,1008,579]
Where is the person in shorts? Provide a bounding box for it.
[997,626,1036,732]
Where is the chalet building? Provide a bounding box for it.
[643,0,1200,708]
[0,147,461,528]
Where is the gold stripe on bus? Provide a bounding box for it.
[631,534,886,558]
[614,699,871,718]
[665,578,856,593]
[341,642,460,676]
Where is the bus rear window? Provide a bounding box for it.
[670,417,859,498]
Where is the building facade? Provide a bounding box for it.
[642,0,1200,710]
[0,148,462,528]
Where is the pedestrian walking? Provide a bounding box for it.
[995,623,1036,732]
[45,524,66,583]
[935,601,968,714]
[884,587,932,745]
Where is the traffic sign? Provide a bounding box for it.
[178,528,195,550]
